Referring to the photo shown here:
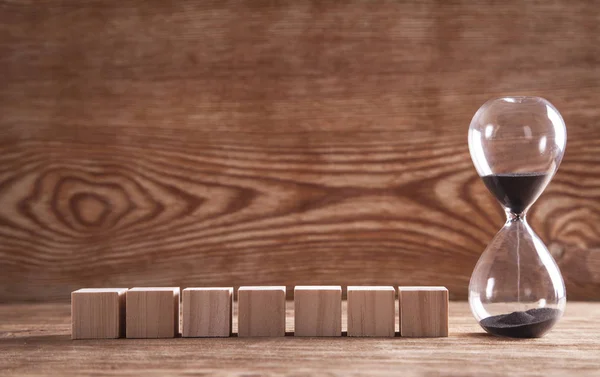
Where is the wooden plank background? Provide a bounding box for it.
[0,0,599,302]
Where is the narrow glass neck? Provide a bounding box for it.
[505,209,526,223]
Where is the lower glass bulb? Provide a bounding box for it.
[468,215,566,338]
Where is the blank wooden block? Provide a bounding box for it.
[238,286,286,337]
[399,286,448,337]
[347,286,395,337]
[126,287,180,338]
[294,286,341,337]
[182,287,233,337]
[71,288,128,339]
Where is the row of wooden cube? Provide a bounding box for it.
[71,286,448,339]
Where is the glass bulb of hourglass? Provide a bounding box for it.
[468,96,567,338]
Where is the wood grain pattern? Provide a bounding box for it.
[2,302,600,376]
[294,285,342,336]
[237,286,286,337]
[347,286,395,337]
[125,287,180,338]
[182,287,233,337]
[0,1,600,302]
[71,288,127,339]
[398,286,448,337]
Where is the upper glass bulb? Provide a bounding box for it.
[467,96,567,338]
[469,96,567,209]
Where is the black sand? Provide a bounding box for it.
[481,173,550,214]
[479,308,561,338]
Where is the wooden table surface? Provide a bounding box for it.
[1,302,599,376]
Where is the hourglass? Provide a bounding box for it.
[468,96,567,338]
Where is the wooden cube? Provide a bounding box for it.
[71,288,128,339]
[398,286,448,337]
[126,287,180,338]
[238,286,286,337]
[347,286,395,337]
[182,287,233,337]
[294,286,341,337]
